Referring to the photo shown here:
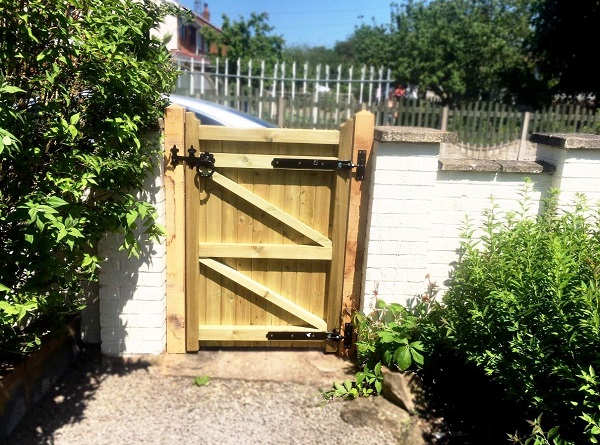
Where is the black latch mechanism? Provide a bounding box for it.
[266,323,354,349]
[170,145,215,177]
[272,150,367,181]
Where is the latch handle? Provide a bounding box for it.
[170,145,215,177]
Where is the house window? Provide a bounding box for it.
[197,31,207,54]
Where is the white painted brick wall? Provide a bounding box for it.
[362,133,564,311]
[96,158,167,356]
[363,142,438,310]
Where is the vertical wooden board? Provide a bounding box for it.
[196,141,222,347]
[196,140,220,339]
[219,140,238,347]
[326,118,354,350]
[340,111,375,356]
[235,140,255,346]
[164,105,186,353]
[341,112,375,312]
[293,169,317,348]
[279,150,302,347]
[311,158,334,332]
[264,142,287,333]
[203,142,223,344]
[184,112,202,351]
[250,141,270,346]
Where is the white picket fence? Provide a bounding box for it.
[173,56,395,106]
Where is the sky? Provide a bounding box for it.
[179,0,394,48]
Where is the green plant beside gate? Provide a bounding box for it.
[325,182,600,444]
[0,0,178,356]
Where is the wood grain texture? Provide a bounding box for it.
[184,112,202,351]
[198,126,340,145]
[164,105,186,353]
[341,110,375,357]
[200,259,327,331]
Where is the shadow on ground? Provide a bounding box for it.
[4,345,152,445]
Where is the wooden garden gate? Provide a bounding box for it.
[163,106,374,353]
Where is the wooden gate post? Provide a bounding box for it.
[164,105,187,353]
[341,110,375,356]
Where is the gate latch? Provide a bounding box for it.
[170,145,215,177]
[271,150,367,181]
[266,323,354,349]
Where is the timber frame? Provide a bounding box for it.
[163,107,374,354]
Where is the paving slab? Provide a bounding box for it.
[160,348,357,387]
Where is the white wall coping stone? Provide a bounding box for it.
[530,133,600,150]
[374,126,459,144]
[438,158,555,174]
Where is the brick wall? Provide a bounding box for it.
[362,128,600,311]
[96,160,167,355]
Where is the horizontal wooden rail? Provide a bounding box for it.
[198,126,340,145]
[198,325,323,342]
[199,242,332,260]
[211,153,339,169]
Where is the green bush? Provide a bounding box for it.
[440,183,600,443]
[0,0,178,354]
[322,283,437,401]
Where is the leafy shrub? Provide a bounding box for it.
[440,183,600,443]
[0,0,178,354]
[323,283,437,401]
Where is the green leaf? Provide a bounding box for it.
[374,361,382,375]
[126,210,139,228]
[394,346,412,371]
[56,228,68,242]
[1,85,24,94]
[0,301,19,315]
[410,349,425,367]
[70,113,80,125]
[409,340,424,352]
[193,375,211,387]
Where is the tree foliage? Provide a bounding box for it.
[282,45,349,67]
[528,0,600,103]
[333,24,393,69]
[388,0,535,104]
[200,12,284,66]
[0,0,178,353]
[329,0,598,107]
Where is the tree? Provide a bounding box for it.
[0,0,178,353]
[283,45,349,67]
[200,12,284,65]
[528,0,600,105]
[334,23,394,69]
[388,0,535,104]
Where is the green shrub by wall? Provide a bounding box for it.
[440,183,600,443]
[0,0,178,355]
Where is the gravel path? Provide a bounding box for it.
[5,347,404,445]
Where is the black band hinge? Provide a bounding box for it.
[266,323,353,349]
[272,150,367,181]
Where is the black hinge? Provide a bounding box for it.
[272,150,367,181]
[266,323,353,349]
[170,145,215,177]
